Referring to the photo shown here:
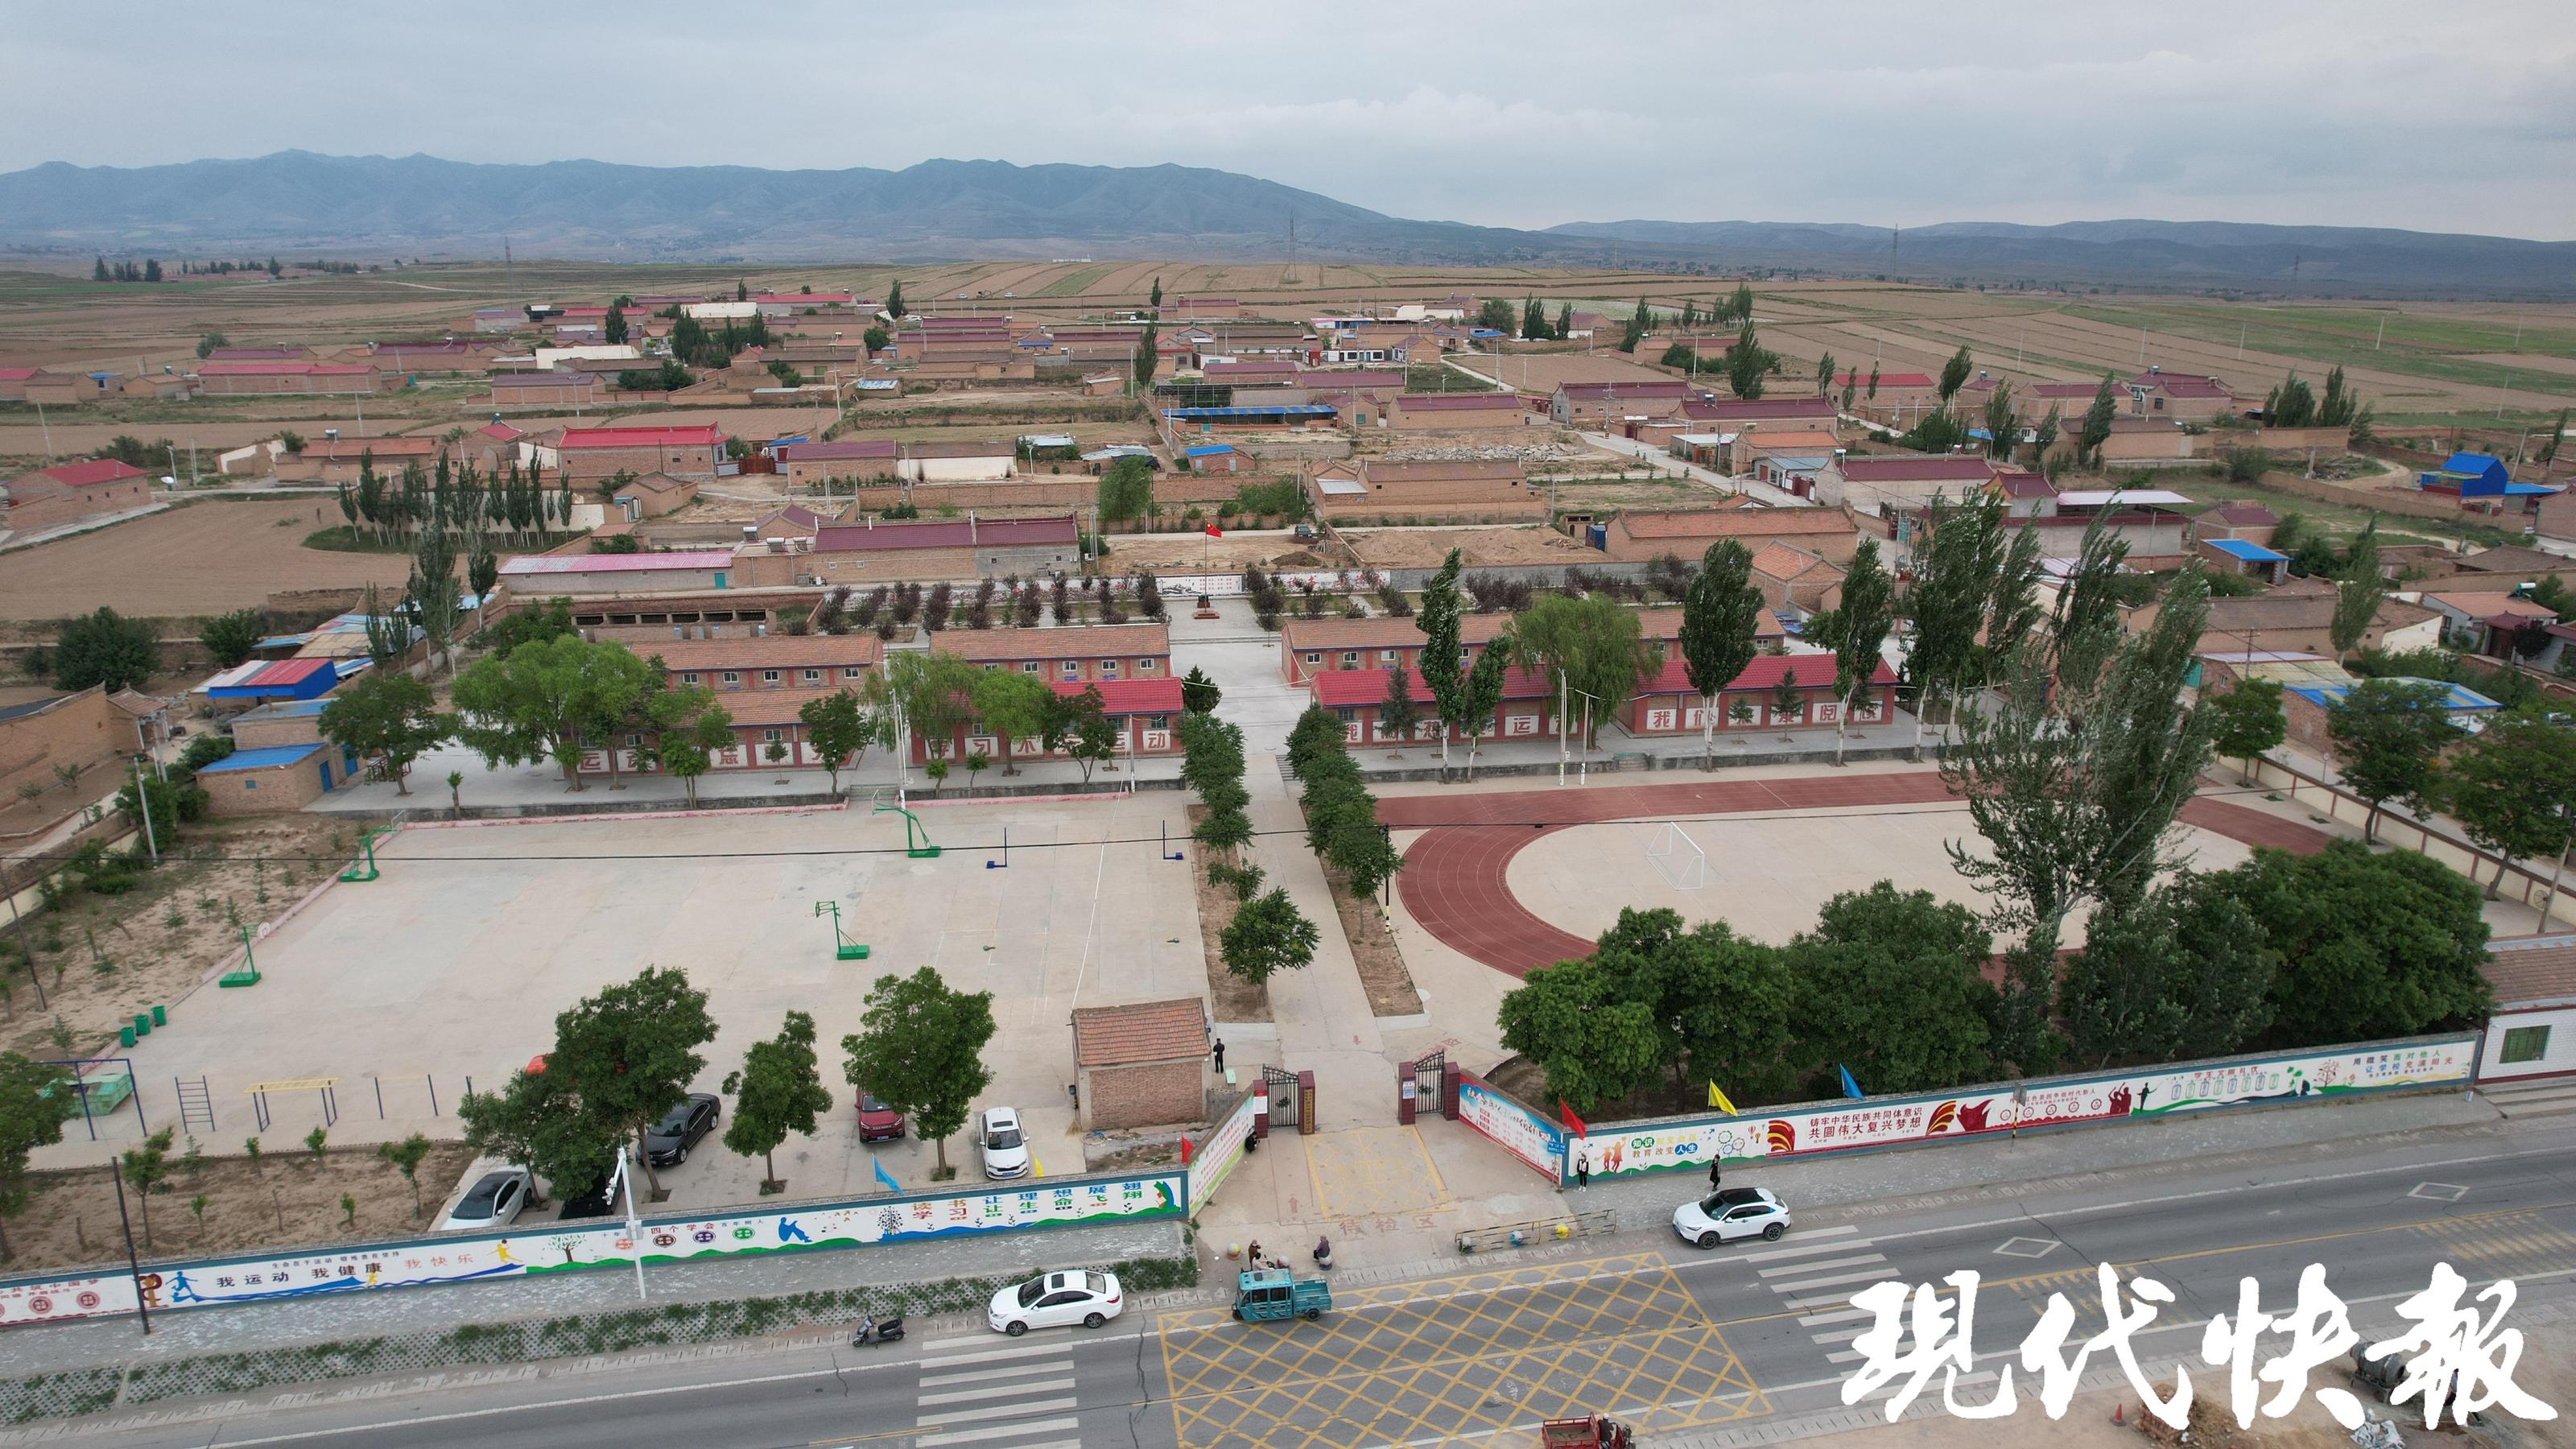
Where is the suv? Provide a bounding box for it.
[1671,1186,1790,1249]
[645,1093,720,1168]
[979,1107,1031,1179]
[857,1093,907,1143]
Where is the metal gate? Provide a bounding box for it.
[1264,1067,1301,1129]
[1411,1051,1447,1117]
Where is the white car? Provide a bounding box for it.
[441,1168,531,1231]
[980,1107,1031,1180]
[1672,1186,1791,1249]
[988,1269,1124,1336]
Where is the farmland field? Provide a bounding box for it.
[0,496,411,620]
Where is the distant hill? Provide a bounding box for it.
[0,151,2566,298]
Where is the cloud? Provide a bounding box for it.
[3,0,2570,237]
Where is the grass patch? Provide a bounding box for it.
[1038,266,1113,298]
[301,526,414,555]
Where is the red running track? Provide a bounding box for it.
[1386,770,2335,979]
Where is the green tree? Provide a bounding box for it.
[458,1063,618,1206]
[318,671,448,796]
[2264,370,2318,428]
[1149,276,1162,311]
[2206,677,2287,785]
[50,607,157,692]
[452,634,658,791]
[970,668,1055,774]
[1937,345,1974,403]
[2028,405,2062,469]
[646,691,733,807]
[1815,351,1836,397]
[723,1010,833,1190]
[1520,296,1551,341]
[798,689,873,791]
[2058,873,2275,1070]
[1096,455,1157,525]
[862,324,890,354]
[1821,538,1895,767]
[551,964,719,1193]
[2074,373,2120,467]
[1496,956,1663,1114]
[197,608,266,669]
[1769,666,1805,726]
[1724,316,1773,400]
[842,967,994,1179]
[2211,841,2491,1045]
[1981,379,2017,456]
[1587,909,1794,1104]
[884,279,905,319]
[1414,549,1468,776]
[2330,527,2382,660]
[2446,711,2576,898]
[1180,666,1222,713]
[1476,299,1517,334]
[603,304,629,346]
[1509,594,1658,748]
[2325,678,2458,842]
[1220,888,1320,985]
[1619,297,1653,353]
[1787,882,1996,1095]
[1455,630,1514,779]
[1133,323,1158,390]
[880,650,980,770]
[1554,303,1574,340]
[1679,540,1763,768]
[1374,663,1422,745]
[0,1054,76,1260]
[119,1128,176,1248]
[1065,683,1118,782]
[378,1132,433,1218]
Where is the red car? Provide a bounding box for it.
[857,1093,907,1142]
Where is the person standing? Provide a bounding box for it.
[1212,1038,1227,1074]
[1707,1158,1723,1191]
[1575,1150,1591,1189]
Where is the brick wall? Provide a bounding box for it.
[2,478,150,532]
[232,715,325,750]
[561,443,720,482]
[729,545,982,588]
[1080,1060,1202,1129]
[201,758,332,816]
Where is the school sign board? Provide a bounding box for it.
[1188,1093,1259,1214]
[0,1170,1186,1328]
[1566,1036,2479,1183]
[1456,1075,1567,1181]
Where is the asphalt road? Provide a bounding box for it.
[58,1124,2576,1449]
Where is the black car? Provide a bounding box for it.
[555,1173,617,1220]
[645,1092,720,1167]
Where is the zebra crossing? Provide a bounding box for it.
[1740,1225,1897,1367]
[907,1331,1088,1449]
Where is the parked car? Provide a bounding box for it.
[1671,1186,1791,1249]
[987,1269,1124,1336]
[857,1093,907,1143]
[979,1107,1030,1179]
[555,1171,617,1221]
[442,1169,530,1230]
[645,1093,720,1168]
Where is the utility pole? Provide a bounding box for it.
[130,756,159,864]
[2376,316,2386,350]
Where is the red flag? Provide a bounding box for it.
[1179,1135,1195,1165]
[1558,1099,1587,1139]
[1204,524,1224,538]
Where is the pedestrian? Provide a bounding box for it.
[1246,1238,1262,1268]
[1212,1038,1226,1073]
[1575,1151,1591,1189]
[1707,1158,1722,1191]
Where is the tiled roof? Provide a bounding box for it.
[811,516,1079,552]
[1280,613,1524,652]
[1615,509,1848,539]
[935,622,1170,661]
[559,424,723,448]
[1558,381,1694,398]
[1052,676,1183,713]
[2486,939,2576,1007]
[196,742,326,774]
[1636,652,1888,696]
[1749,543,1839,580]
[1309,666,1554,707]
[2132,371,2232,398]
[476,422,526,441]
[1997,474,2056,498]
[1072,998,1208,1067]
[1834,372,1936,389]
[197,361,374,377]
[778,439,899,460]
[1690,396,1837,421]
[2213,503,2279,527]
[25,459,147,489]
[2424,592,2553,618]
[1396,392,1521,410]
[648,636,884,672]
[493,371,595,387]
[1839,456,1997,481]
[2455,546,2566,575]
[499,550,735,576]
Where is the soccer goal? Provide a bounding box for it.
[1647,821,1707,891]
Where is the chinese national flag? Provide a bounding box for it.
[1558,1099,1587,1139]
[1204,524,1224,538]
[1179,1135,1195,1165]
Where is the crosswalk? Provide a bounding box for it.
[908,1331,1087,1449]
[1740,1224,2004,1394]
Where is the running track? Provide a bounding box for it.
[1382,770,2337,977]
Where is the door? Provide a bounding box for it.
[318,759,333,790]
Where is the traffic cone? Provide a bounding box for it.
[2112,1403,2124,1425]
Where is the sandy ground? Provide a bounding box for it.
[1096,532,1332,571]
[1446,351,1678,394]
[1344,526,1598,568]
[0,498,410,619]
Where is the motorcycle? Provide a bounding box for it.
[851,1313,906,1347]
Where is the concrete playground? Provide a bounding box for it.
[35,792,1216,1212]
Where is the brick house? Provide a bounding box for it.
[777,440,900,488]
[1749,543,1846,613]
[2,459,152,533]
[1622,653,1894,737]
[194,742,348,815]
[1279,605,1773,686]
[940,621,1171,685]
[270,435,443,484]
[1592,508,1860,567]
[2198,537,2290,585]
[913,675,1187,766]
[193,361,394,395]
[490,371,601,409]
[558,424,726,482]
[898,440,1014,482]
[361,341,496,376]
[612,472,700,519]
[1549,381,1697,427]
[1823,455,1999,513]
[1831,371,1941,421]
[1184,444,1249,474]
[645,635,884,695]
[1384,392,1530,430]
[731,514,1083,588]
[2198,503,2280,547]
[2128,369,2237,422]
[1308,664,1563,747]
[1071,998,1210,1130]
[497,550,738,595]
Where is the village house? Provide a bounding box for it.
[499,549,741,596]
[193,360,394,395]
[2192,592,2442,657]
[2478,938,2576,1084]
[1748,543,1847,613]
[1,458,153,534]
[644,634,884,696]
[1383,392,1531,431]
[778,440,902,487]
[1832,370,1941,421]
[2417,590,2559,655]
[1590,506,1860,566]
[1308,663,1562,748]
[2198,503,2281,547]
[489,370,601,409]
[2128,368,2238,422]
[1071,998,1211,1130]
[730,514,1083,588]
[1549,380,1699,427]
[194,742,353,815]
[1307,458,1542,522]
[1183,444,1249,474]
[898,440,1015,482]
[270,435,443,484]
[357,341,497,376]
[612,472,700,520]
[2199,536,2291,585]
[1623,652,1893,738]
[1278,605,1776,686]
[557,423,726,482]
[1825,454,2002,514]
[1728,428,1844,478]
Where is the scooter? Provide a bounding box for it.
[851,1313,906,1347]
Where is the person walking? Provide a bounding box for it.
[1707,1158,1723,1191]
[1574,1150,1591,1189]
[1212,1038,1226,1074]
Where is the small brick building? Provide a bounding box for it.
[193,742,347,815]
[2,459,151,533]
[1071,997,1210,1129]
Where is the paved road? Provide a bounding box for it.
[70,1125,2576,1449]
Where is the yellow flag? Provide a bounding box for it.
[1707,1083,1736,1116]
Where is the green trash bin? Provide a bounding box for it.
[151,1005,167,1027]
[119,1025,136,1049]
[132,1013,150,1038]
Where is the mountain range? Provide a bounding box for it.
[2,151,2567,298]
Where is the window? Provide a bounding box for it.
[1335,708,1354,723]
[1148,715,1169,729]
[1101,660,1119,677]
[1340,651,1359,667]
[802,668,820,683]
[2500,1024,2552,1065]
[1140,658,1158,673]
[722,671,740,684]
[682,672,700,685]
[1022,661,1041,674]
[624,733,640,746]
[843,666,863,679]
[762,670,780,683]
[1062,662,1080,678]
[763,729,782,743]
[1381,649,1398,663]
[242,778,258,791]
[1303,652,1321,665]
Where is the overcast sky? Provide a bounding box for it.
[11,0,2574,238]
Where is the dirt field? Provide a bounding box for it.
[1445,351,1676,395]
[6,1141,477,1272]
[1099,531,1332,572]
[1343,526,1596,568]
[0,498,410,620]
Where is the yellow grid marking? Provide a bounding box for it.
[1302,1127,1452,1220]
[1158,1253,1765,1449]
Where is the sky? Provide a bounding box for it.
[10,0,2574,238]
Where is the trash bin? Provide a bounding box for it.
[151,1005,167,1027]
[132,1013,151,1038]
[118,1025,136,1049]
